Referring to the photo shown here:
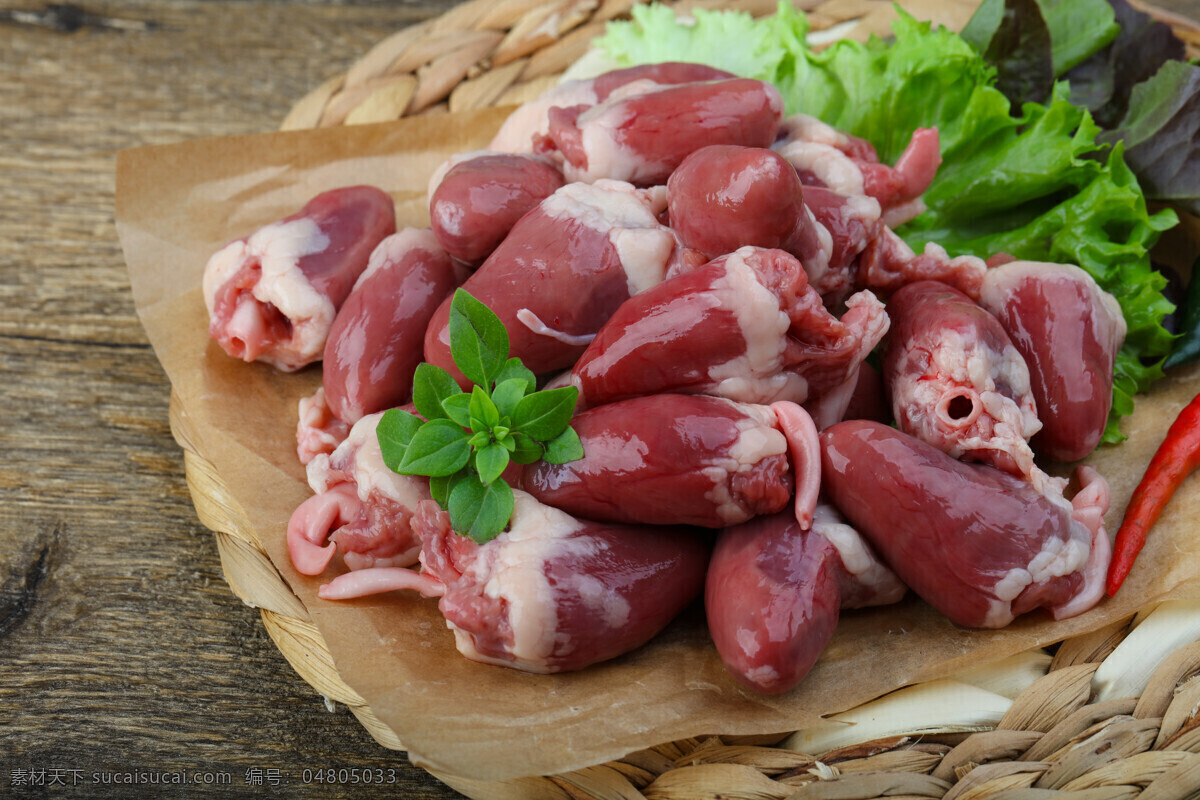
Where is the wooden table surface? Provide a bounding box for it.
[1,0,468,796]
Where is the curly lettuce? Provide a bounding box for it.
[594,1,1178,442]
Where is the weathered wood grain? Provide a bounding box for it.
[0,1,466,796]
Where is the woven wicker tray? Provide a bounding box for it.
[179,0,1200,797]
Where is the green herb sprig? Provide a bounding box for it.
[376,289,583,543]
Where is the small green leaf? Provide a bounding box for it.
[441,393,472,428]
[475,444,510,486]
[376,409,424,471]
[468,430,491,449]
[412,363,462,421]
[543,426,585,464]
[469,385,500,430]
[508,432,545,465]
[429,473,454,507]
[511,386,579,441]
[494,358,537,395]
[491,378,528,418]
[397,419,471,477]
[499,435,517,453]
[449,289,509,388]
[448,473,514,543]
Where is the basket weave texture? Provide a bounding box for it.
[195,1,1200,798]
[180,374,1200,798]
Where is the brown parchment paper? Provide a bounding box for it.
[116,110,1200,783]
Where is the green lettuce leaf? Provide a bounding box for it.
[592,1,1176,440]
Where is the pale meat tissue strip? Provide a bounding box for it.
[288,412,430,576]
[772,114,941,228]
[202,186,396,372]
[820,420,1111,629]
[318,492,709,674]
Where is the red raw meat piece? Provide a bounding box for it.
[522,393,822,530]
[820,420,1111,628]
[774,114,940,227]
[423,180,684,380]
[322,229,461,425]
[318,492,709,674]
[665,145,822,260]
[489,62,736,154]
[705,503,905,693]
[428,153,565,266]
[883,280,1046,488]
[978,260,1127,462]
[855,226,986,301]
[288,412,430,576]
[570,247,887,411]
[540,78,784,186]
[203,185,396,371]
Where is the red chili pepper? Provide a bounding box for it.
[1106,391,1200,597]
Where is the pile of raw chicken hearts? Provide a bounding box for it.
[202,63,1118,694]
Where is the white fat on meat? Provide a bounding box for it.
[540,179,675,295]
[917,329,1041,454]
[352,229,441,292]
[706,249,804,403]
[201,216,335,370]
[488,80,600,153]
[810,503,906,607]
[978,261,1127,346]
[701,402,789,524]
[307,412,426,509]
[776,140,865,197]
[797,205,835,289]
[452,491,629,672]
[776,113,854,149]
[984,520,1092,628]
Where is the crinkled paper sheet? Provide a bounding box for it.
[116,109,1200,782]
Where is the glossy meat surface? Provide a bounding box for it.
[488,62,735,154]
[541,78,784,186]
[571,247,888,409]
[392,493,709,673]
[203,185,396,371]
[521,394,794,528]
[978,261,1126,462]
[774,115,940,227]
[705,503,904,694]
[706,511,842,694]
[322,229,460,424]
[423,180,679,380]
[820,421,1105,628]
[429,153,565,265]
[666,145,817,260]
[883,280,1043,484]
